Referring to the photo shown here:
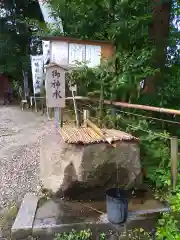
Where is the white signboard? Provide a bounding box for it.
[85,45,101,67]
[45,66,65,108]
[31,55,44,94]
[69,43,85,65]
[51,41,68,65]
[46,41,102,67]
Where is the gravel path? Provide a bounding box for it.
[0,106,56,211]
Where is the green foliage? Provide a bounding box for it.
[63,0,179,191]
[115,117,171,189]
[0,0,44,81]
[154,192,180,239]
[59,1,179,236]
[54,229,92,240]
[156,213,180,240]
[53,229,152,240]
[0,0,179,239]
[50,0,156,102]
[50,0,179,106]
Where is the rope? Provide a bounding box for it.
[88,114,171,140]
[110,108,180,126]
[77,103,180,125]
[64,106,171,140]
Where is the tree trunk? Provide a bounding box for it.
[145,0,172,93]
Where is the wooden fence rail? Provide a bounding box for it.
[66,96,180,116]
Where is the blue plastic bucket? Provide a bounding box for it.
[106,188,128,224]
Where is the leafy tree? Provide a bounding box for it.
[0,0,44,81]
[49,0,154,101]
[49,0,179,106]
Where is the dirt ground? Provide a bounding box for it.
[0,105,63,239]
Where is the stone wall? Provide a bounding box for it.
[40,132,141,197]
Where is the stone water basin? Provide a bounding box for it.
[34,189,170,234]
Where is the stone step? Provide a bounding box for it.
[11,193,39,240]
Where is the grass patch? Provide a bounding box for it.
[0,204,18,227]
[0,204,19,239]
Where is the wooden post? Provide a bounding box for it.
[54,107,59,133]
[98,78,104,127]
[83,110,90,127]
[171,136,178,191]
[110,94,116,128]
[49,108,54,119]
[72,90,79,127]
[60,108,63,128]
[34,97,37,112]
[112,108,116,128]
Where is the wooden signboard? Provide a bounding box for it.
[45,64,65,108]
[43,36,115,68]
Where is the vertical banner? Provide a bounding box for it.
[42,40,50,65]
[31,55,44,94]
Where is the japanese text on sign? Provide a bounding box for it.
[51,70,62,99]
[45,65,65,108]
[31,55,44,94]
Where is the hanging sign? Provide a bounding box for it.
[45,65,65,108]
[31,55,44,94]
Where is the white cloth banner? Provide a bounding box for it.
[31,55,44,94]
[42,41,50,65]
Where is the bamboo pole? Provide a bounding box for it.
[110,94,116,128]
[102,100,180,116]
[83,110,90,127]
[171,136,178,191]
[65,96,180,116]
[71,90,80,127]
[98,78,104,127]
[86,119,113,145]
